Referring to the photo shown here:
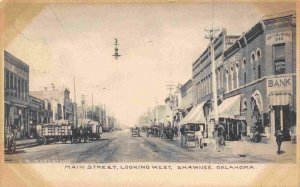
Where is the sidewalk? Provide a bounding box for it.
[15,138,39,149]
[225,139,297,163]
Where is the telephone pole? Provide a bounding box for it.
[155,97,158,125]
[73,77,77,127]
[205,28,219,126]
[91,92,94,120]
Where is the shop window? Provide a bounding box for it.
[273,43,285,75]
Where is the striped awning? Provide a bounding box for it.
[212,94,241,119]
[268,93,291,106]
[178,102,205,126]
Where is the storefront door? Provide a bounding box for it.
[273,105,291,141]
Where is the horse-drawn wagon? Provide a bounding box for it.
[36,119,102,144]
[180,123,205,148]
[131,127,140,137]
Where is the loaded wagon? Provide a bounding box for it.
[36,121,75,144]
[36,119,102,144]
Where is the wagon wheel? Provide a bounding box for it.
[12,142,16,153]
[184,137,188,148]
[181,138,184,147]
[62,138,67,144]
[38,136,47,145]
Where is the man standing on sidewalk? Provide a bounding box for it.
[275,129,284,154]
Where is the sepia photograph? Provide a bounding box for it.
[0,1,299,186]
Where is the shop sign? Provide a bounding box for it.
[267,76,293,93]
[266,31,292,45]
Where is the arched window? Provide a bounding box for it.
[231,66,234,89]
[251,52,256,63]
[236,63,239,88]
[225,69,229,92]
[242,98,247,111]
[257,48,262,79]
[251,52,256,80]
[242,58,246,69]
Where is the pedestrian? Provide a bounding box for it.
[217,121,226,151]
[173,126,178,139]
[275,129,284,154]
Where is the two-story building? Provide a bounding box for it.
[222,11,296,141]
[4,51,30,140]
[191,29,240,138]
[30,86,73,122]
[28,95,52,138]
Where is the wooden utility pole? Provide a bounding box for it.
[91,92,94,120]
[73,76,77,127]
[205,0,220,150]
[205,28,220,125]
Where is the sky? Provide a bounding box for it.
[6,2,295,126]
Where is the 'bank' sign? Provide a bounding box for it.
[267,76,293,93]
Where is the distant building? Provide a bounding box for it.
[28,95,52,138]
[4,51,30,140]
[179,79,193,116]
[30,87,73,122]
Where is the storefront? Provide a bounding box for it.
[267,75,295,141]
[178,102,206,131]
[211,94,246,141]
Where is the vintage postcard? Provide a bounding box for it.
[0,1,299,186]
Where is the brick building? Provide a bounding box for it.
[191,29,240,137]
[185,11,296,142]
[28,95,52,138]
[222,11,296,141]
[4,51,30,140]
[30,87,73,122]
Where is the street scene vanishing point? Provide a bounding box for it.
[3,3,297,164]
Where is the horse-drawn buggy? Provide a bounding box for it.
[180,123,205,148]
[131,127,140,137]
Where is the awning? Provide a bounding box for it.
[216,94,241,119]
[178,102,205,126]
[268,93,291,106]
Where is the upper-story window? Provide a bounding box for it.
[230,66,234,90]
[251,52,256,80]
[273,43,285,75]
[235,63,239,88]
[242,58,246,69]
[257,49,262,79]
[225,69,229,92]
